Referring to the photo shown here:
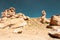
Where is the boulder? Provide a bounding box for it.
[50,15,60,26]
[14,13,30,20]
[49,32,60,38]
[0,20,10,28]
[1,7,16,18]
[49,26,60,38]
[0,18,11,28]
[47,15,60,28]
[0,23,6,28]
[46,15,60,38]
[10,18,27,28]
[0,18,27,29]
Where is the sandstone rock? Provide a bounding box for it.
[14,13,30,20]
[46,15,60,38]
[14,14,19,18]
[40,10,50,23]
[1,17,7,22]
[0,18,27,29]
[1,7,15,18]
[10,16,15,19]
[0,23,6,28]
[47,15,60,28]
[49,33,60,38]
[47,24,60,29]
[10,18,27,28]
[50,15,60,26]
[1,9,8,17]
[9,7,15,11]
[42,10,46,16]
[0,20,11,28]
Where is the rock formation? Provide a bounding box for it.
[14,13,30,20]
[1,7,15,18]
[49,26,60,38]
[0,7,30,33]
[50,15,60,26]
[47,15,60,38]
[47,15,60,28]
[40,10,50,23]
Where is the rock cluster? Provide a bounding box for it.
[47,15,60,38]
[40,10,50,23]
[0,7,30,33]
[1,7,15,18]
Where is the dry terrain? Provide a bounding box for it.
[0,18,60,40]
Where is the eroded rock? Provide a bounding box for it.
[47,15,60,28]
[50,15,60,26]
[47,15,60,38]
[10,18,27,28]
[0,7,28,30]
[49,26,60,38]
[1,7,15,18]
[40,10,50,23]
[0,7,30,34]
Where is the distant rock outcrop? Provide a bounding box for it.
[40,10,50,23]
[1,7,15,18]
[0,7,30,33]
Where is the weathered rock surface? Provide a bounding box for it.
[50,15,60,26]
[16,13,30,20]
[40,10,50,23]
[1,7,15,18]
[49,26,60,38]
[10,18,27,28]
[47,15,60,28]
[47,15,60,38]
[0,7,29,33]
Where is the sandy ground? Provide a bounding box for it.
[0,18,60,40]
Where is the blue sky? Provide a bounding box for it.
[0,0,60,18]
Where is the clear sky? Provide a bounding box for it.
[0,0,60,18]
